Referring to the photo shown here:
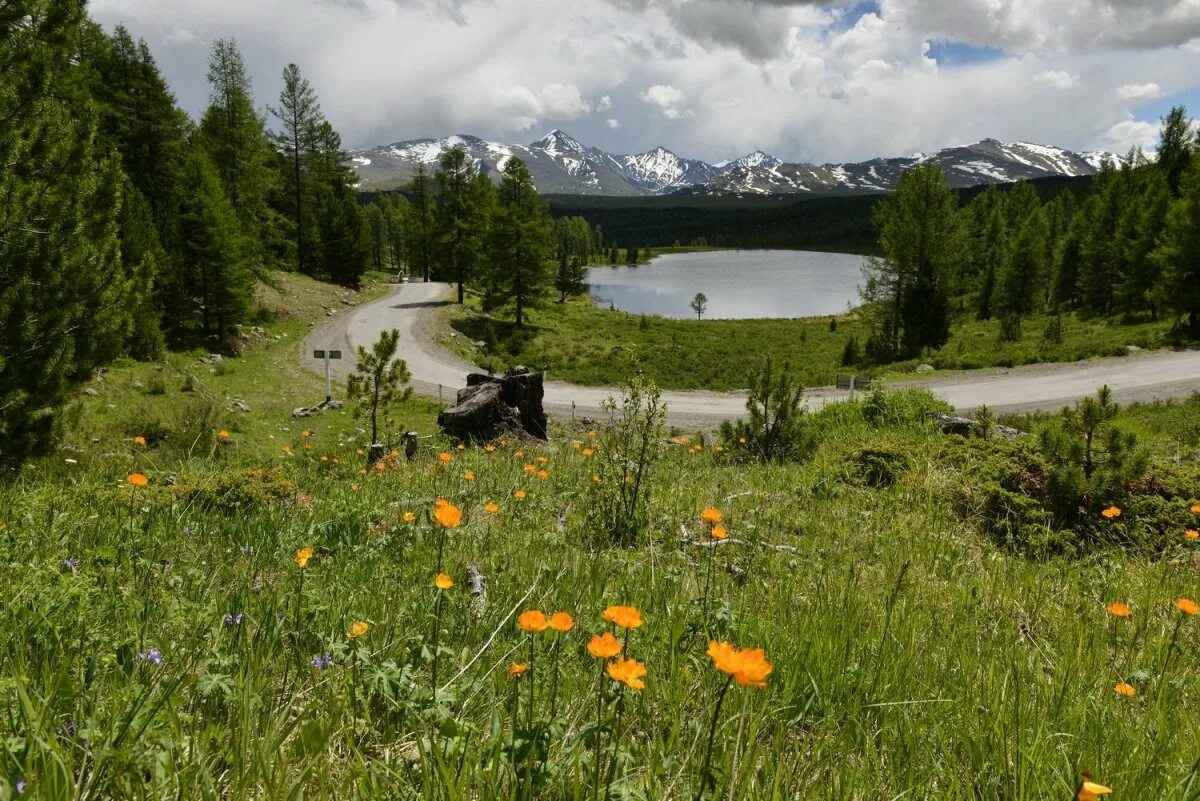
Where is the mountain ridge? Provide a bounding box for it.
[350,129,1118,197]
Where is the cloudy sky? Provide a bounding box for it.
[90,0,1200,163]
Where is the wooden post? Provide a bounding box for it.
[404,431,419,461]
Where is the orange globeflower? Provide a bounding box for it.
[537,470,549,480]
[603,605,643,630]
[515,490,527,500]
[523,464,537,474]
[1106,602,1131,618]
[707,641,739,674]
[707,641,772,688]
[294,546,314,568]
[133,436,146,446]
[588,631,623,659]
[1176,598,1200,615]
[464,471,475,481]
[582,448,594,457]
[403,512,416,523]
[1114,681,1137,697]
[1192,503,1200,514]
[518,610,550,633]
[1186,529,1199,540]
[346,620,370,638]
[549,611,575,632]
[127,473,148,487]
[701,507,723,524]
[509,662,528,677]
[433,502,463,528]
[1101,506,1122,519]
[439,452,452,463]
[218,430,230,440]
[435,573,454,590]
[485,502,500,514]
[484,444,496,452]
[711,525,728,540]
[606,656,647,690]
[731,648,772,687]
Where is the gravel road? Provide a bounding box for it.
[303,282,1200,426]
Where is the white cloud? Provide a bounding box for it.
[1034,70,1079,89]
[884,0,1200,53]
[89,0,1200,162]
[640,83,692,119]
[537,82,592,118]
[1117,82,1162,100]
[1099,119,1161,153]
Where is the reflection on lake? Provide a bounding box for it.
[585,250,865,320]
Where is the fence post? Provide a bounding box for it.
[849,375,856,401]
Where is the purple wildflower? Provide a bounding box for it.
[310,652,333,670]
[183,526,194,535]
[61,557,79,570]
[137,648,163,666]
[223,613,245,628]
[240,544,252,554]
[16,778,26,793]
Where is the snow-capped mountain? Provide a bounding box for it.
[351,131,1116,197]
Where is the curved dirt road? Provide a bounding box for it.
[304,282,1200,426]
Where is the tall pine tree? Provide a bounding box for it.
[0,0,133,463]
[269,63,323,274]
[483,158,553,328]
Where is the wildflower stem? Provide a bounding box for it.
[550,635,562,718]
[431,590,443,704]
[1158,615,1184,701]
[525,634,537,799]
[603,685,626,801]
[696,675,733,801]
[592,660,607,801]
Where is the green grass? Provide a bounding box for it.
[443,293,1176,391]
[3,385,1200,798]
[59,270,440,462]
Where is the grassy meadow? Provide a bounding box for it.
[4,369,1200,798]
[443,292,1175,391]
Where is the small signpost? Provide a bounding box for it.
[312,348,343,404]
[836,374,873,399]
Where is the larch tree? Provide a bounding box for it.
[434,146,483,303]
[269,63,324,274]
[483,157,554,328]
[0,0,133,464]
[860,165,962,358]
[197,38,281,271]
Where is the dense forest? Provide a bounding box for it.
[0,0,579,465]
[857,110,1200,362]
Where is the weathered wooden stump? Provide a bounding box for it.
[438,367,548,441]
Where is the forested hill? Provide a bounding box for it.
[542,173,1098,255]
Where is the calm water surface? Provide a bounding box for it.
[585,250,865,320]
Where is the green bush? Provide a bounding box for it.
[844,446,910,488]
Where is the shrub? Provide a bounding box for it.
[586,373,666,547]
[1039,386,1147,527]
[844,446,910,488]
[719,358,816,464]
[862,385,953,428]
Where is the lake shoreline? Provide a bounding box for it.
[585,248,867,321]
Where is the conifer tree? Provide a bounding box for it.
[269,63,324,273]
[407,165,435,282]
[1154,160,1200,334]
[198,38,281,271]
[435,146,484,302]
[0,0,133,464]
[1156,105,1195,196]
[483,158,553,327]
[860,165,961,357]
[309,121,369,284]
[175,146,254,341]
